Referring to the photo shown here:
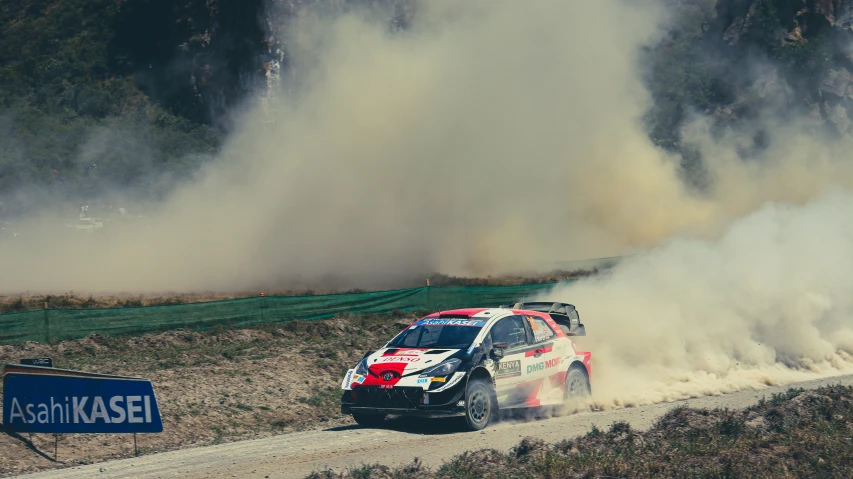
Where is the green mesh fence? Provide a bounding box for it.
[0,282,573,344]
[424,283,570,311]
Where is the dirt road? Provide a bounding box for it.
[13,373,853,479]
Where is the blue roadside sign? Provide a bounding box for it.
[2,373,163,434]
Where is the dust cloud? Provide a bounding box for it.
[540,190,853,408]
[2,0,853,294]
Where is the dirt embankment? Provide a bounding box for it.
[0,313,412,477]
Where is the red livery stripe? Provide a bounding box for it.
[358,362,409,387]
[548,371,565,389]
[524,344,553,357]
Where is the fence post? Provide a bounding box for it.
[43,301,51,343]
[425,280,432,312]
[260,293,266,325]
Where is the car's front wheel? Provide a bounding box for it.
[352,412,386,428]
[464,379,495,431]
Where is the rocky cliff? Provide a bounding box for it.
[712,0,853,133]
[110,0,411,128]
[1,0,410,129]
[0,0,410,204]
[110,0,283,128]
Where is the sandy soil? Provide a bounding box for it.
[10,374,853,479]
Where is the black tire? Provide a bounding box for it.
[564,367,591,399]
[464,379,495,431]
[352,412,386,428]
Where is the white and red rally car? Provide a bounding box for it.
[340,302,591,431]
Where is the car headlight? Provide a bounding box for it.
[420,358,461,377]
[354,359,369,376]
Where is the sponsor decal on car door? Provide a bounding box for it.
[494,353,525,400]
[487,316,531,408]
[518,315,565,406]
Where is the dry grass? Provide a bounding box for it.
[308,385,853,479]
[0,312,413,477]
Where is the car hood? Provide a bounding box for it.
[340,346,470,393]
[341,347,460,388]
[368,347,459,373]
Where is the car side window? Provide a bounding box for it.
[489,316,528,349]
[525,316,555,343]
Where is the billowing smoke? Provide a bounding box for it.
[540,190,853,408]
[2,0,853,295]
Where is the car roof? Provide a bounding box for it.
[433,308,489,317]
[511,309,551,318]
[425,308,554,318]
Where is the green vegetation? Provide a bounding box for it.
[645,0,720,151]
[644,0,846,176]
[0,0,223,204]
[308,385,853,479]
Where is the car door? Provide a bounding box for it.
[486,315,529,408]
[520,314,564,406]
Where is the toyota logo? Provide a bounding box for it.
[382,372,394,381]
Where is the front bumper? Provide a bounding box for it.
[341,383,466,417]
[341,405,465,418]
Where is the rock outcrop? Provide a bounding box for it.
[109,0,410,129]
[109,0,286,128]
[716,0,853,46]
[711,0,853,134]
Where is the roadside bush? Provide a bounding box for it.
[308,385,853,479]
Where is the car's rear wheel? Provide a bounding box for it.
[464,379,495,431]
[352,412,386,428]
[564,367,590,399]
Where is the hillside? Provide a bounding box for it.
[647,0,853,173]
[2,0,853,211]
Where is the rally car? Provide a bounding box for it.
[340,302,591,431]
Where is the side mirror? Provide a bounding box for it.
[491,342,508,360]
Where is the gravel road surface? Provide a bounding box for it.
[14,374,853,479]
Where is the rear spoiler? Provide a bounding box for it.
[500,301,586,336]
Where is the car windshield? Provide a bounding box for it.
[387,318,484,349]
